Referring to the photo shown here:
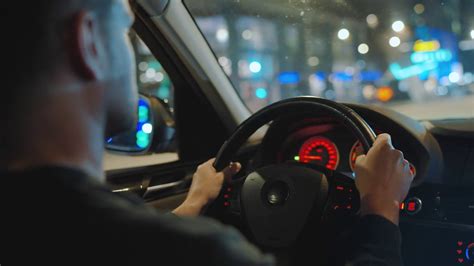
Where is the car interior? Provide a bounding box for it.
[105,1,474,265]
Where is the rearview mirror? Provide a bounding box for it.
[105,94,175,154]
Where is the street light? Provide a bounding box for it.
[249,61,262,73]
[216,28,229,43]
[307,56,320,67]
[358,43,369,54]
[414,4,425,14]
[337,28,350,40]
[392,21,405,32]
[389,36,401,47]
[366,14,379,28]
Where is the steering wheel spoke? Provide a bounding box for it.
[322,171,360,223]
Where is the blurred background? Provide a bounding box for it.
[177,0,474,120]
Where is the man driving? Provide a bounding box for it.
[1,1,413,265]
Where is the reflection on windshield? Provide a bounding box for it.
[185,0,474,119]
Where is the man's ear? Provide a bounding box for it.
[69,11,107,81]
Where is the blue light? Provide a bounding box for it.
[390,62,438,80]
[315,71,326,80]
[359,71,383,82]
[333,72,353,81]
[411,49,453,64]
[107,138,112,143]
[278,72,300,84]
[467,247,470,260]
[255,88,268,99]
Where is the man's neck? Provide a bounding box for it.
[6,89,106,182]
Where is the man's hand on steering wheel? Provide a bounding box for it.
[354,133,415,225]
[172,159,241,217]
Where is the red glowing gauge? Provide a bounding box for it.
[298,136,340,170]
[349,140,417,177]
[349,141,364,171]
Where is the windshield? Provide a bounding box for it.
[184,0,474,120]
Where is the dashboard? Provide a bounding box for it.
[250,104,474,266]
[275,124,416,176]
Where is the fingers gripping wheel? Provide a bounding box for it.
[213,97,377,248]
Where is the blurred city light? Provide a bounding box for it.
[414,4,425,14]
[413,40,440,52]
[449,72,461,83]
[218,56,230,67]
[307,56,320,67]
[376,87,394,102]
[255,88,268,99]
[358,43,369,54]
[155,72,164,82]
[249,61,262,73]
[142,123,153,134]
[390,61,438,80]
[392,21,405,32]
[242,29,253,40]
[138,62,148,71]
[278,72,300,84]
[389,36,401,47]
[216,28,229,43]
[138,106,149,123]
[362,85,376,100]
[411,49,452,64]
[337,28,350,40]
[464,72,474,83]
[145,68,156,78]
[366,14,379,28]
[471,30,474,39]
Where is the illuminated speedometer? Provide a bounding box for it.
[298,136,340,170]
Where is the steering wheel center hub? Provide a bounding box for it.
[241,163,329,248]
[264,181,289,206]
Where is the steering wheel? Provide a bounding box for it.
[212,96,377,252]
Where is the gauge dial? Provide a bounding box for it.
[349,141,365,171]
[298,136,340,170]
[349,140,416,177]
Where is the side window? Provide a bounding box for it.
[104,30,178,171]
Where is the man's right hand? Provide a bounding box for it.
[354,133,414,225]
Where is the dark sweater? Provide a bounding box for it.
[0,166,402,266]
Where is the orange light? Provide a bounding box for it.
[376,87,394,102]
[400,202,405,210]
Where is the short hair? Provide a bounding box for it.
[4,1,115,94]
[2,1,116,163]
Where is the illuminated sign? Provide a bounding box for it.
[410,49,453,64]
[278,72,300,84]
[413,40,440,52]
[390,61,438,80]
[359,71,383,82]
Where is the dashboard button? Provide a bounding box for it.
[406,197,422,215]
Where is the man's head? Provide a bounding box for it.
[3,0,137,161]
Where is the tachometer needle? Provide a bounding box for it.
[302,156,322,160]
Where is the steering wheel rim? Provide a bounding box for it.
[213,96,376,171]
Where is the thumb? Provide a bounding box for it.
[222,162,242,182]
[355,154,366,166]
